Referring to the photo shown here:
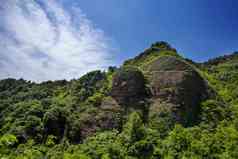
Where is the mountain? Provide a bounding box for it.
[0,42,238,159]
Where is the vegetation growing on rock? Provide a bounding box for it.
[0,42,238,158]
[111,67,148,106]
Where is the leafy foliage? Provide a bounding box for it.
[0,42,238,158]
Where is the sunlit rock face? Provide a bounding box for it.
[110,52,211,126]
[145,56,210,126]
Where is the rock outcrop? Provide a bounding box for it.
[79,97,123,139]
[110,67,148,106]
[145,56,210,126]
[103,42,213,127]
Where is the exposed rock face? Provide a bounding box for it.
[110,67,148,106]
[100,97,122,111]
[145,56,210,126]
[79,67,148,139]
[80,111,122,139]
[80,97,123,139]
[110,54,211,126]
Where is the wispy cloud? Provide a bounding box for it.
[0,0,117,82]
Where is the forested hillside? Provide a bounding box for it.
[1,42,238,159]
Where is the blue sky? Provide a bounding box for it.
[0,0,237,81]
[74,0,238,62]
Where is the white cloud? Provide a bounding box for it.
[0,0,117,82]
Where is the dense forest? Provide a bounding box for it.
[1,42,238,159]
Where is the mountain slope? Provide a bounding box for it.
[0,42,238,159]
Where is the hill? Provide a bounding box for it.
[0,42,238,159]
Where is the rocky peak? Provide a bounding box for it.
[111,43,213,126]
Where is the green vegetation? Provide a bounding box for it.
[0,42,238,158]
[123,42,181,71]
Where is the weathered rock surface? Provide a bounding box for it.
[145,56,210,126]
[109,52,212,126]
[110,67,148,106]
[80,97,123,139]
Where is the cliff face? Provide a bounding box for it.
[110,67,148,106]
[108,42,213,127]
[145,56,210,126]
